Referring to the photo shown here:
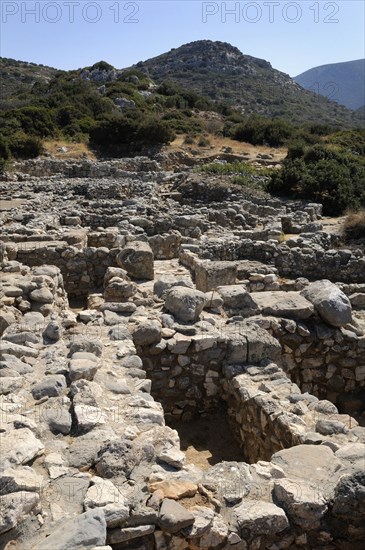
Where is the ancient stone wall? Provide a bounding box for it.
[11,157,161,178]
[136,321,362,465]
[182,243,365,285]
[222,362,359,463]
[267,317,365,408]
[15,245,118,298]
[14,238,182,297]
[136,321,281,422]
[1,157,364,550]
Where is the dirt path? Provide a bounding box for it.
[320,216,345,235]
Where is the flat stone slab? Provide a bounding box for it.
[35,508,107,549]
[159,498,195,533]
[271,444,343,485]
[233,499,289,536]
[0,428,44,470]
[250,291,314,320]
[16,240,68,251]
[195,260,237,292]
[273,478,328,529]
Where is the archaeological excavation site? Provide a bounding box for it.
[1,155,364,550]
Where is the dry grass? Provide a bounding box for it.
[43,140,96,160]
[169,134,287,162]
[342,210,365,242]
[43,135,287,166]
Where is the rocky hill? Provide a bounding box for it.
[1,43,364,128]
[0,57,59,109]
[131,40,362,126]
[295,59,365,111]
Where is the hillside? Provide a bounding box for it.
[1,43,364,129]
[294,59,365,111]
[131,40,363,126]
[1,43,365,174]
[0,57,59,110]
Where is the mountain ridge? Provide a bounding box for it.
[127,40,362,126]
[294,59,365,111]
[1,40,363,127]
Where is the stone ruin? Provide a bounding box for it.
[0,156,364,550]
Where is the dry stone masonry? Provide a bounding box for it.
[1,156,364,549]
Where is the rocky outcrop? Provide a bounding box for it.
[164,286,206,322]
[117,241,154,281]
[301,279,353,327]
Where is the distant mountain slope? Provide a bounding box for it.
[294,59,365,111]
[130,40,362,126]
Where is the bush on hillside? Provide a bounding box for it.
[8,133,43,158]
[0,135,10,160]
[89,61,115,71]
[10,106,56,137]
[198,136,210,147]
[136,118,176,144]
[90,116,138,147]
[268,144,365,215]
[342,210,365,241]
[90,114,175,149]
[326,129,365,156]
[161,111,202,134]
[232,116,295,146]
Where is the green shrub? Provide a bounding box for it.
[11,106,56,137]
[90,116,138,147]
[268,144,365,215]
[0,157,7,173]
[90,61,114,71]
[226,111,245,124]
[184,135,195,144]
[136,118,175,144]
[286,142,306,160]
[233,117,266,145]
[0,135,10,159]
[161,111,202,134]
[307,123,338,136]
[157,81,181,97]
[157,81,214,111]
[9,134,43,158]
[233,116,295,147]
[198,136,210,147]
[263,119,294,146]
[326,129,365,156]
[90,115,175,148]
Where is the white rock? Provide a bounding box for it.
[0,428,44,469]
[0,491,40,534]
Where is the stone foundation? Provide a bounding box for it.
[181,240,365,284]
[1,159,364,550]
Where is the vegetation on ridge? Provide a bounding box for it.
[0,52,364,216]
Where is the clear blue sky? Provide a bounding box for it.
[1,1,364,76]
